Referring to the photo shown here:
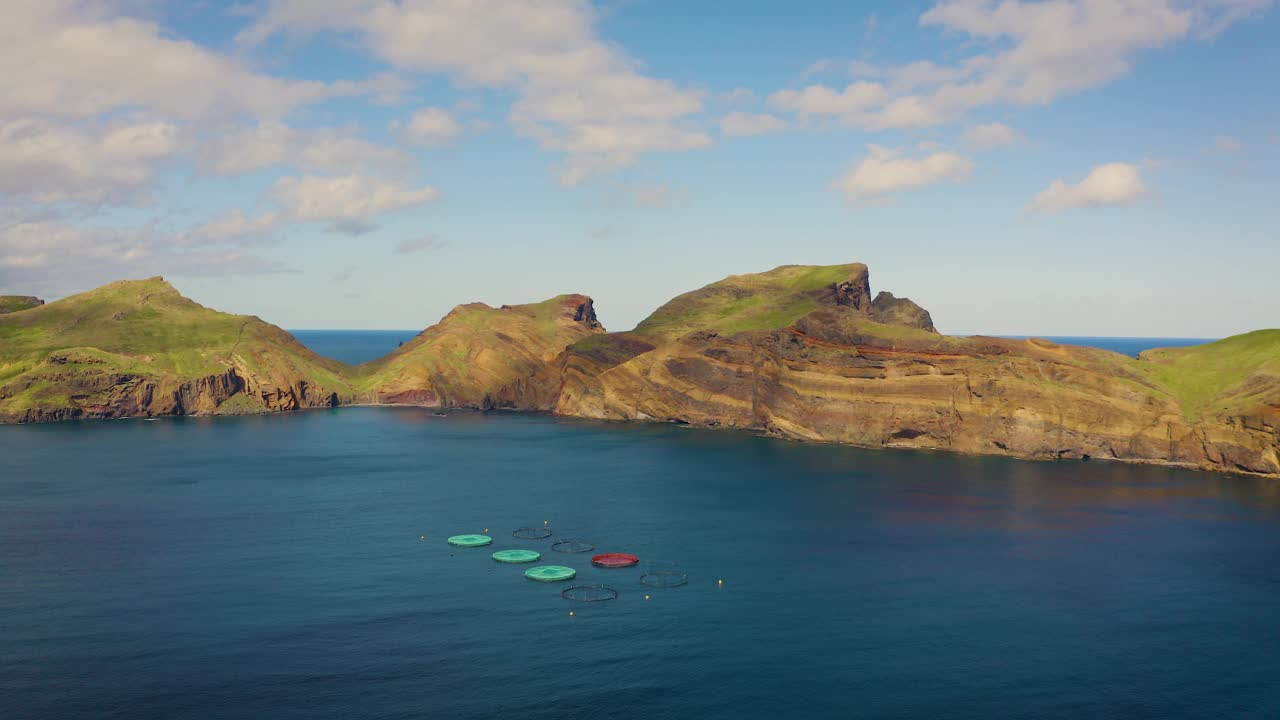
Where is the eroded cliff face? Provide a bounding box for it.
[553,268,1280,478]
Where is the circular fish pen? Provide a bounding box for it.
[524,565,577,583]
[512,527,553,540]
[446,534,493,547]
[639,572,687,588]
[561,584,619,602]
[639,563,688,588]
[591,553,639,569]
[491,549,541,564]
[551,538,595,554]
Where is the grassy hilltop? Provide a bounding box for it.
[0,278,350,421]
[353,294,604,407]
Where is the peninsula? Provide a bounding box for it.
[2,264,1276,478]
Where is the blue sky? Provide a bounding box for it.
[1,0,1276,337]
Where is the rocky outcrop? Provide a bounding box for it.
[573,298,602,328]
[832,264,872,311]
[871,292,936,332]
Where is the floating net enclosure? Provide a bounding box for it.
[561,584,619,602]
[640,561,688,588]
[492,549,541,564]
[446,534,493,547]
[591,552,639,569]
[525,565,576,582]
[512,527,553,540]
[550,532,595,554]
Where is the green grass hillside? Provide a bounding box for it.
[0,278,351,420]
[1135,330,1280,420]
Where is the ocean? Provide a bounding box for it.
[3,333,1276,720]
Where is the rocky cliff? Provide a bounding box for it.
[552,264,1279,478]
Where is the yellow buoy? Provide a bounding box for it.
[569,611,575,617]
[645,595,651,600]
[718,579,724,586]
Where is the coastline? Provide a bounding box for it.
[5,400,1274,480]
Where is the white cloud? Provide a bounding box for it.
[0,117,180,205]
[832,144,974,202]
[1030,162,1145,213]
[269,175,439,231]
[396,108,461,146]
[198,122,411,176]
[720,112,787,137]
[239,0,710,185]
[186,210,280,245]
[768,82,888,116]
[964,122,1020,149]
[0,211,287,296]
[769,0,1269,130]
[1214,134,1243,152]
[1,1,393,123]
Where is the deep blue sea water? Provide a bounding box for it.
[4,333,1278,720]
[998,336,1216,358]
[289,330,419,365]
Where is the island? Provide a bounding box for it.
[1,264,1276,478]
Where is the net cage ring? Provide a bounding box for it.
[561,584,619,602]
[639,562,688,588]
[551,537,596,554]
[512,527,553,540]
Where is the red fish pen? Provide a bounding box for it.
[591,552,639,568]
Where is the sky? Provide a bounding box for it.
[0,0,1276,337]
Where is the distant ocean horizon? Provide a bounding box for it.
[288,329,1217,366]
